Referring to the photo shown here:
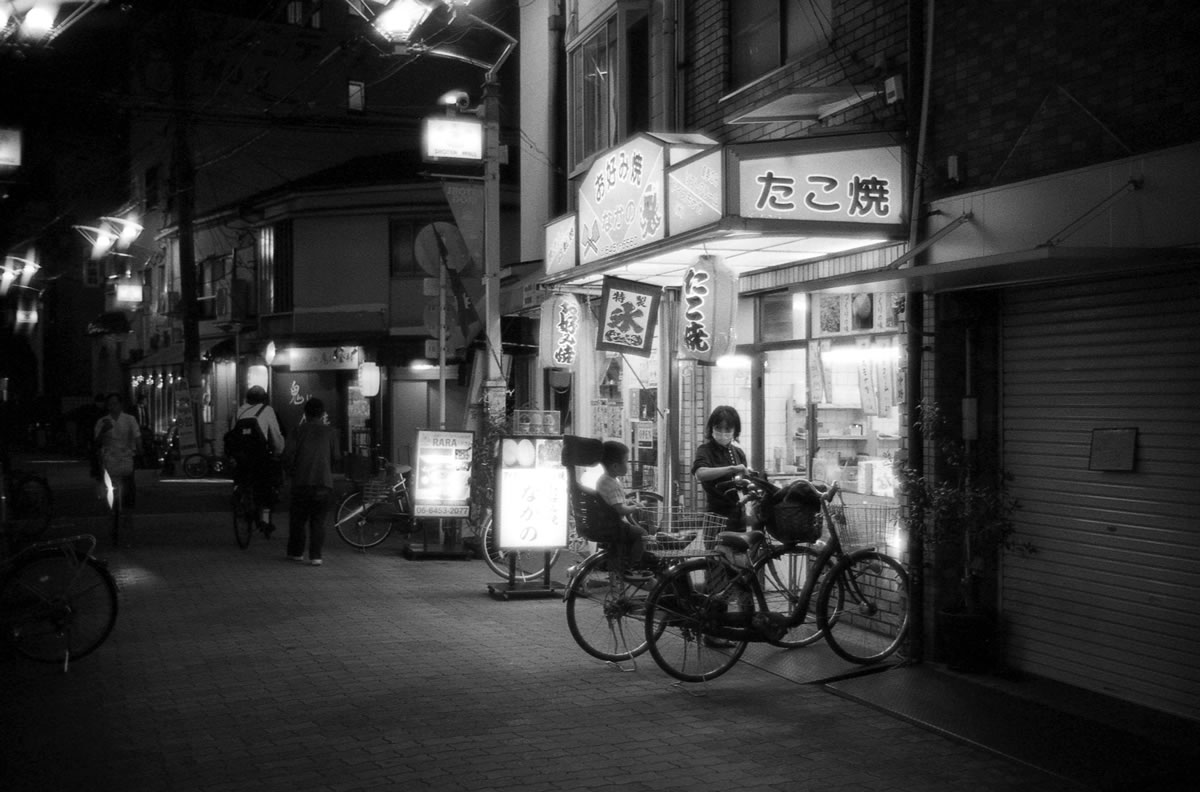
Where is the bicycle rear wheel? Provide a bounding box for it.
[1,550,119,663]
[182,454,209,478]
[643,556,750,683]
[817,550,910,664]
[9,472,52,540]
[232,487,255,549]
[564,551,655,662]
[760,544,834,648]
[479,514,561,582]
[335,491,393,550]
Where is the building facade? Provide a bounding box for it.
[527,0,1200,721]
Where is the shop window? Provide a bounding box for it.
[567,3,650,174]
[286,0,322,28]
[258,221,293,314]
[730,0,833,90]
[759,291,808,344]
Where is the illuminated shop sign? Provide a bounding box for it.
[496,436,568,550]
[412,429,474,518]
[739,145,904,225]
[668,149,723,235]
[538,293,583,370]
[679,255,737,363]
[543,214,577,275]
[287,346,362,371]
[577,134,667,265]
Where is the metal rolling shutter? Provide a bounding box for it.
[1001,268,1200,721]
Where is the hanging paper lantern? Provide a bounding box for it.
[678,255,737,363]
[538,293,584,371]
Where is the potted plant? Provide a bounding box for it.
[897,400,1027,672]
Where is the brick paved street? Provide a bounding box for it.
[0,460,1085,792]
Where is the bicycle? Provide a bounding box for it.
[333,458,415,550]
[1,464,53,541]
[642,475,910,683]
[231,468,279,549]
[477,489,665,583]
[562,505,721,666]
[0,532,119,671]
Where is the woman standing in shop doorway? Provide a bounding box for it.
[691,405,749,533]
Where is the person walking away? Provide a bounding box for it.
[281,398,341,566]
[94,392,140,546]
[227,385,286,535]
[593,440,657,573]
[691,405,749,534]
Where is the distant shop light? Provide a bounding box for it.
[246,365,269,392]
[358,361,381,397]
[715,354,752,369]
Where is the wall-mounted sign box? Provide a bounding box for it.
[423,116,483,162]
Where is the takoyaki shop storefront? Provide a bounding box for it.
[539,132,913,514]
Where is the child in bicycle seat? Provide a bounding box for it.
[594,441,658,572]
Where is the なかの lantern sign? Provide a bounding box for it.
[595,276,661,358]
[679,255,737,362]
[538,293,584,371]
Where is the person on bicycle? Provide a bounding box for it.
[229,386,285,535]
[691,405,749,532]
[594,440,657,573]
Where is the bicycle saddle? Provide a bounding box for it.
[716,530,767,553]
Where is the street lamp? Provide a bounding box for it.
[344,0,515,426]
[0,0,106,48]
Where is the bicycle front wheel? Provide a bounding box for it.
[564,551,655,662]
[817,550,910,664]
[479,514,560,582]
[760,544,834,648]
[335,491,393,550]
[643,556,749,683]
[10,473,53,540]
[1,550,119,663]
[232,488,255,549]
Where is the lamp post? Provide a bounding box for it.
[348,0,515,428]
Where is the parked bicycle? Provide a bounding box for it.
[1,464,52,541]
[232,478,276,549]
[562,504,720,666]
[334,457,415,550]
[477,489,666,583]
[642,475,910,683]
[0,532,119,671]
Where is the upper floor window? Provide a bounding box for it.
[730,0,832,89]
[567,3,649,174]
[348,80,365,113]
[286,0,322,28]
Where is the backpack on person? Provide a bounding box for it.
[223,405,269,465]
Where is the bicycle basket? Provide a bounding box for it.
[765,502,822,544]
[834,504,898,550]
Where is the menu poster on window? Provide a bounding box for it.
[412,430,474,518]
[496,437,568,550]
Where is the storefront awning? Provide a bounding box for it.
[758,246,1200,296]
[541,218,893,291]
[128,344,184,371]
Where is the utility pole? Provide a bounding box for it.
[482,77,506,428]
[169,2,199,383]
